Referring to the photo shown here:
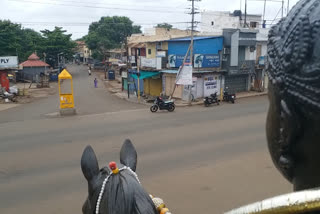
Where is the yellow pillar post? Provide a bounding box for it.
[58,69,76,115]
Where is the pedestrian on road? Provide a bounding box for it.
[94,78,98,88]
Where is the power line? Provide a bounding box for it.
[44,0,184,11]
[15,21,191,26]
[9,0,187,14]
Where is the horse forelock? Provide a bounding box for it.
[89,169,157,214]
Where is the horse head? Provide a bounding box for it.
[81,139,158,214]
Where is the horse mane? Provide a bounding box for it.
[99,168,158,214]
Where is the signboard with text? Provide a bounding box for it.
[194,54,220,68]
[169,54,220,68]
[0,56,18,69]
[168,55,190,68]
[204,75,220,97]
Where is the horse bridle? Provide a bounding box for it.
[95,162,171,214]
[95,164,140,214]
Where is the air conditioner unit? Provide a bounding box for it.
[223,48,230,55]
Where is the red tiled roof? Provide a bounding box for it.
[28,53,40,60]
[20,53,49,67]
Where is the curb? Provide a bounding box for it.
[105,79,267,107]
[175,92,268,107]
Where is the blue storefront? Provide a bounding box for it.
[165,36,225,100]
[167,36,224,68]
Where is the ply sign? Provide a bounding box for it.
[0,56,18,69]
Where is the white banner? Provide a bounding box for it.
[176,64,193,85]
[0,56,18,69]
[141,57,157,68]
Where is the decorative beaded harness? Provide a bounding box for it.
[95,165,141,214]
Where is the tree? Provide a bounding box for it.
[85,16,142,60]
[156,23,173,30]
[41,27,76,67]
[0,20,76,66]
[20,28,45,61]
[0,20,23,58]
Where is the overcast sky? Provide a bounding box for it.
[1,0,299,39]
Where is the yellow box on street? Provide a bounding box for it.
[58,69,74,109]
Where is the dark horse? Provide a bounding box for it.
[81,139,158,214]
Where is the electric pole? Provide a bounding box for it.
[244,0,247,27]
[281,0,284,18]
[287,0,290,15]
[187,0,200,104]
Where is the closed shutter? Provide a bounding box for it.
[225,75,248,93]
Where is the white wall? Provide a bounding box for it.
[200,11,262,34]
[245,47,257,60]
[201,11,240,34]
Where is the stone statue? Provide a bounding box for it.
[267,0,320,191]
[225,1,320,213]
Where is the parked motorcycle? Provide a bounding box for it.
[223,87,236,104]
[204,92,220,107]
[150,96,175,113]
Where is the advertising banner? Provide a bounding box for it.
[194,54,220,68]
[0,56,18,69]
[176,63,193,85]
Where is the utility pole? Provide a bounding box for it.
[287,0,290,15]
[281,0,284,18]
[137,56,140,102]
[125,37,130,99]
[187,0,200,104]
[263,0,267,22]
[244,0,247,27]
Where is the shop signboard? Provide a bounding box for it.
[0,56,18,69]
[194,54,220,68]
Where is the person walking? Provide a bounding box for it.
[94,78,98,88]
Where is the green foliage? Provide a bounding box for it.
[0,20,24,58]
[85,16,142,60]
[0,20,76,67]
[41,27,76,67]
[156,23,173,29]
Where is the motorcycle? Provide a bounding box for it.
[223,88,236,104]
[204,92,220,107]
[88,69,91,75]
[150,96,175,113]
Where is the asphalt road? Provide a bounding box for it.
[0,66,292,214]
[0,64,142,124]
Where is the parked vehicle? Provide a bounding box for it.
[204,92,220,107]
[223,87,236,104]
[150,96,175,113]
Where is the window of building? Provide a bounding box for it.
[156,42,162,50]
[250,22,257,28]
[148,49,152,55]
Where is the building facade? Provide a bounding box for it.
[201,10,262,35]
[75,41,92,63]
[19,53,49,82]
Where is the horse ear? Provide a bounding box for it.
[81,145,100,181]
[120,139,137,171]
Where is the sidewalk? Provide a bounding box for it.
[103,74,268,107]
[105,78,151,105]
[175,91,268,107]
